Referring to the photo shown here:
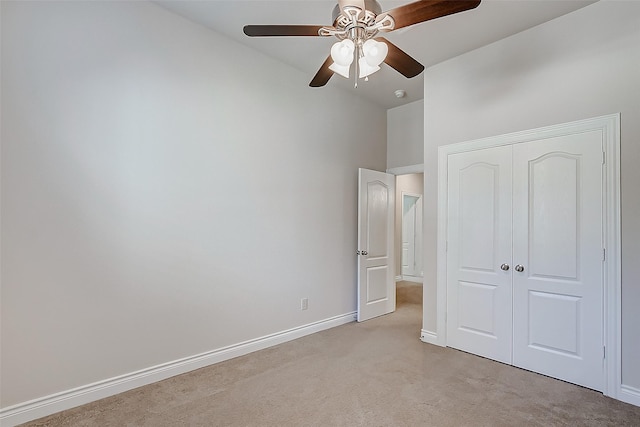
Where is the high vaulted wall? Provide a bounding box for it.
[0,0,386,410]
[387,100,424,170]
[422,0,640,396]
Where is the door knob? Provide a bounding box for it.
[515,265,525,272]
[500,263,510,271]
[362,251,368,256]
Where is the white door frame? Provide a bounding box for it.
[435,114,621,399]
[387,163,424,175]
[387,164,425,284]
[401,191,423,280]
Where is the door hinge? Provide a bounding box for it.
[603,346,606,359]
[603,248,606,261]
[602,151,606,165]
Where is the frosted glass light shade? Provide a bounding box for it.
[362,39,388,67]
[329,39,355,79]
[330,39,355,66]
[358,57,380,78]
[329,62,351,79]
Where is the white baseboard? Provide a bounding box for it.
[395,275,403,282]
[619,384,640,407]
[0,312,357,427]
[420,329,442,346]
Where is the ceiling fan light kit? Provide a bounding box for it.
[329,62,351,79]
[358,57,380,79]
[362,39,388,67]
[243,0,481,88]
[328,39,355,78]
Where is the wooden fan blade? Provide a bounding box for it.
[381,0,481,31]
[376,37,424,78]
[310,56,334,87]
[243,25,324,37]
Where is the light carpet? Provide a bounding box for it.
[22,282,640,426]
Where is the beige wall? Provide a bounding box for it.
[387,100,424,170]
[1,1,386,409]
[388,100,425,282]
[422,1,640,392]
[394,174,424,278]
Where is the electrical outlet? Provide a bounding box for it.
[301,298,308,310]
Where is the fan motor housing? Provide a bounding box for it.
[331,0,383,22]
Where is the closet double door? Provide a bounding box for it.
[446,132,604,391]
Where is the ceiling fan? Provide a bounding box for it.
[244,0,481,88]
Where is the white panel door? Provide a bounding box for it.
[512,132,604,390]
[402,196,418,276]
[446,146,513,364]
[357,168,395,322]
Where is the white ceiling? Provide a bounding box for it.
[155,0,596,110]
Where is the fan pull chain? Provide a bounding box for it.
[353,41,360,89]
[354,45,359,89]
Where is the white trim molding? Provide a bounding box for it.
[619,385,640,407]
[420,329,439,345]
[435,114,622,400]
[386,163,424,175]
[400,191,424,281]
[0,312,356,427]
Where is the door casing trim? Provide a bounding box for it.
[401,191,423,279]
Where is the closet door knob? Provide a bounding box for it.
[500,264,510,271]
[515,265,525,273]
